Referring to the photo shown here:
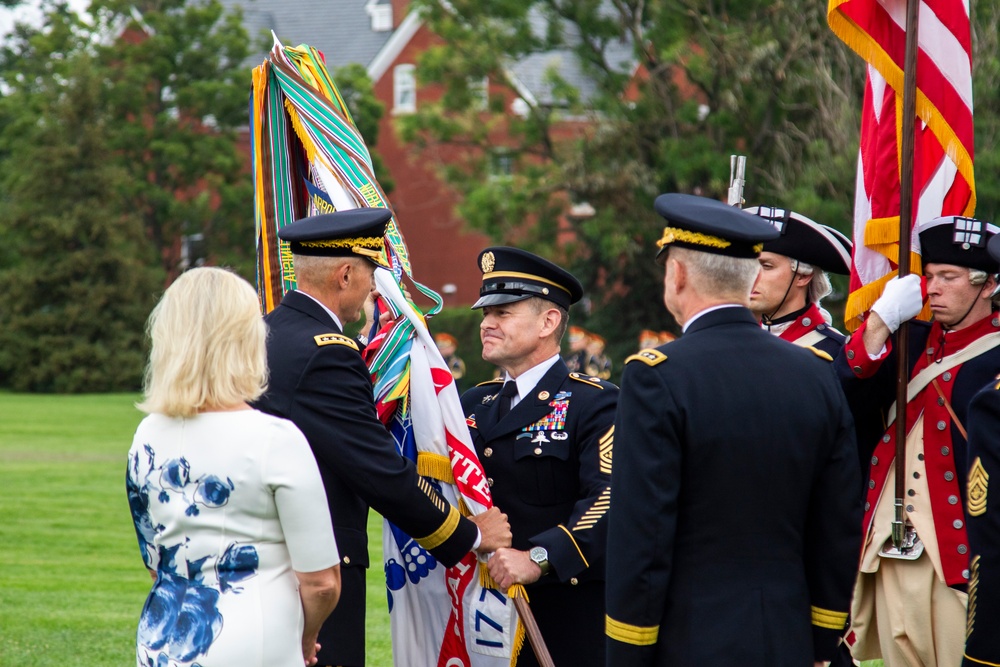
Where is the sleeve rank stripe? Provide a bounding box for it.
[417,477,447,514]
[557,524,589,568]
[810,606,849,630]
[415,504,460,550]
[968,554,980,640]
[606,616,659,645]
[599,426,614,475]
[573,487,611,530]
[963,655,1000,666]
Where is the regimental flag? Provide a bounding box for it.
[827,0,975,330]
[250,36,520,667]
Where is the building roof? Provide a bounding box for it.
[217,0,395,70]
[218,0,636,106]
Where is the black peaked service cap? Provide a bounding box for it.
[472,247,583,310]
[278,207,392,267]
[919,215,1000,273]
[653,193,781,264]
[745,205,853,275]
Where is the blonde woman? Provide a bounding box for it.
[127,267,340,667]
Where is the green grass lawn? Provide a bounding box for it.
[0,393,391,666]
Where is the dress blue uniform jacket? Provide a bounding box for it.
[964,378,1000,666]
[605,307,862,666]
[462,359,618,667]
[254,290,477,667]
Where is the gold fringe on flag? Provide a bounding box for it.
[507,584,529,666]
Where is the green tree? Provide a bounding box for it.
[0,55,161,392]
[0,0,254,390]
[400,0,865,369]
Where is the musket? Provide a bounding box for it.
[728,155,747,208]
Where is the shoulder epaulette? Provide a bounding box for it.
[625,349,668,367]
[806,346,833,362]
[476,378,505,387]
[314,333,359,350]
[569,372,605,388]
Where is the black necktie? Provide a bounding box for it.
[497,380,518,420]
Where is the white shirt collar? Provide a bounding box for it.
[296,290,344,331]
[681,303,742,333]
[504,354,561,409]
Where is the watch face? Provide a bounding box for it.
[530,546,548,563]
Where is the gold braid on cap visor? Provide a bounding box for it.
[656,227,763,254]
[298,236,389,266]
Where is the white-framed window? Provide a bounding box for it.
[470,76,488,111]
[370,5,392,32]
[393,64,416,113]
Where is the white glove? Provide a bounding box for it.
[871,274,923,333]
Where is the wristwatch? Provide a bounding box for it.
[529,546,550,576]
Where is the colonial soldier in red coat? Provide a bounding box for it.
[835,215,1000,667]
[745,206,853,358]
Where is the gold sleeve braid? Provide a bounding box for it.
[413,477,461,550]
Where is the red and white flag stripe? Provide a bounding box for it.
[828,0,975,329]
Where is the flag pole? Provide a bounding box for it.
[892,0,920,550]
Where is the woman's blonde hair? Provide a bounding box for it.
[137,267,267,418]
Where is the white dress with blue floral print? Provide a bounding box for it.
[127,409,339,667]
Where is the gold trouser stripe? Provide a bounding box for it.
[556,524,589,568]
[964,655,1000,666]
[415,504,460,551]
[811,605,848,630]
[417,452,455,484]
[606,615,658,645]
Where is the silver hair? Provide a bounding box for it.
[969,268,1000,305]
[293,253,362,286]
[791,260,833,304]
[671,246,760,300]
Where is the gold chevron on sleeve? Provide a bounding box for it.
[599,425,614,475]
[417,477,448,514]
[969,457,989,517]
[811,605,848,630]
[415,504,460,551]
[606,615,658,645]
[573,487,611,531]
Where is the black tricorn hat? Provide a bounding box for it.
[918,215,1000,272]
[472,247,583,310]
[278,207,391,267]
[745,206,853,275]
[653,193,780,263]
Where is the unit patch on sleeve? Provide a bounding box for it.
[314,333,359,350]
[625,349,667,366]
[968,456,989,517]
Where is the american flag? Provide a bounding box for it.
[827,0,975,330]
